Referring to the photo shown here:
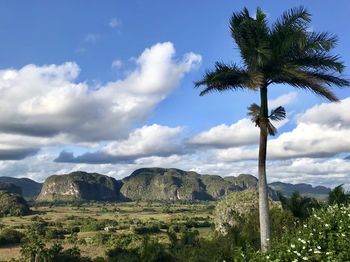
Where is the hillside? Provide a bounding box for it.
[121,168,265,201]
[0,192,31,217]
[0,182,22,195]
[0,177,42,199]
[37,171,123,202]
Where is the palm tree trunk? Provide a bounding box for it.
[258,86,271,251]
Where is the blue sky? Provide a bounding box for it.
[0,1,349,187]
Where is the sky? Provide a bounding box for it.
[0,1,349,188]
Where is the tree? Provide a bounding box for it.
[329,184,349,205]
[195,7,349,250]
[278,192,320,219]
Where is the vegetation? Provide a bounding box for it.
[0,192,30,217]
[328,184,349,205]
[0,182,22,195]
[195,6,349,250]
[278,192,321,219]
[0,186,348,261]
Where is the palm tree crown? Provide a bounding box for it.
[195,6,349,101]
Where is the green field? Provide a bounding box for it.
[0,202,214,261]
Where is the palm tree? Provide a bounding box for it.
[195,7,349,250]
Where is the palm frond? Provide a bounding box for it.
[267,122,278,136]
[292,53,344,73]
[247,103,260,126]
[305,71,349,87]
[230,7,271,69]
[271,66,340,101]
[269,106,286,121]
[275,75,339,101]
[273,6,311,32]
[306,31,337,52]
[247,103,282,136]
[194,63,260,96]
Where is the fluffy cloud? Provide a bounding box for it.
[268,92,297,109]
[187,118,259,148]
[215,97,350,161]
[55,124,185,163]
[0,42,201,159]
[188,92,295,149]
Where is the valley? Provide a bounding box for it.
[0,201,214,260]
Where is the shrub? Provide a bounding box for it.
[0,228,24,246]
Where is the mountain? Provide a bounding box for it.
[0,177,42,199]
[120,168,262,201]
[268,182,330,201]
[224,174,259,189]
[37,171,123,202]
[0,192,31,217]
[0,182,22,195]
[12,168,331,202]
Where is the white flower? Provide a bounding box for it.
[317,246,321,250]
[291,244,296,248]
[302,257,309,261]
[325,224,329,227]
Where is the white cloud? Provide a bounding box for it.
[111,59,123,69]
[214,97,350,161]
[187,92,294,149]
[109,18,121,28]
[268,92,297,109]
[187,118,259,148]
[0,42,201,159]
[103,124,184,158]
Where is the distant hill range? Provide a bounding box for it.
[0,182,22,195]
[0,168,331,202]
[269,182,330,201]
[0,177,42,199]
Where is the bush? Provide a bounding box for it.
[0,228,24,246]
[45,227,65,240]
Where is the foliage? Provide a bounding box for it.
[213,190,280,234]
[19,222,91,262]
[249,205,350,261]
[278,191,321,219]
[0,228,24,246]
[328,184,349,205]
[0,192,30,217]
